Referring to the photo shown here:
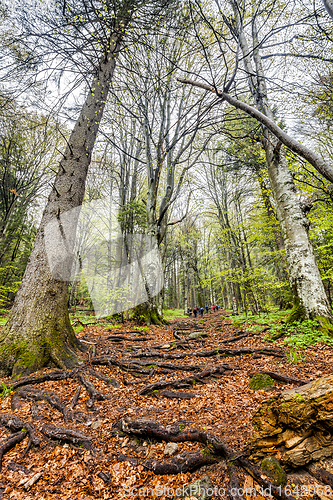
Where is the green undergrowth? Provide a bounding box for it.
[163,308,187,319]
[102,323,122,329]
[73,324,84,334]
[231,308,333,362]
[0,382,12,399]
[0,308,9,326]
[232,308,290,331]
[276,320,333,349]
[134,326,149,333]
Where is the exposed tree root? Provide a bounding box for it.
[73,370,110,407]
[98,471,112,484]
[217,328,270,345]
[130,346,284,360]
[149,339,206,350]
[249,371,307,386]
[0,431,27,471]
[125,360,204,372]
[91,355,188,376]
[69,385,81,410]
[1,366,116,424]
[1,314,327,498]
[173,323,204,330]
[1,370,72,393]
[107,335,152,342]
[108,330,147,334]
[16,386,70,422]
[86,366,119,387]
[118,418,296,500]
[117,450,218,474]
[139,365,234,395]
[173,331,182,341]
[0,414,40,447]
[41,423,91,448]
[159,390,196,399]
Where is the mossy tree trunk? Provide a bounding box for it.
[133,298,167,326]
[0,36,124,377]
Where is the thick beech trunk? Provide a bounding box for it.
[133,296,166,325]
[0,36,123,377]
[231,1,332,324]
[265,144,332,322]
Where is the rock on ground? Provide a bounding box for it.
[177,475,214,499]
[163,442,179,456]
[248,375,333,468]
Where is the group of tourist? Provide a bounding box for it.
[187,304,220,317]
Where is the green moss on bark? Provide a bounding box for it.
[133,302,168,326]
[316,316,333,337]
[261,457,287,486]
[0,319,85,377]
[250,374,275,391]
[286,296,307,323]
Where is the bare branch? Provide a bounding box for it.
[177,77,333,184]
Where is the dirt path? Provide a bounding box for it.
[0,311,332,499]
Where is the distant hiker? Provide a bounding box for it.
[200,307,204,316]
[212,305,216,312]
[216,304,220,310]
[188,308,192,317]
[205,304,208,313]
[193,307,197,318]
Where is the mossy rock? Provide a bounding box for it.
[250,374,275,391]
[248,374,333,468]
[177,475,213,499]
[261,457,287,486]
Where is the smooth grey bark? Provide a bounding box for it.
[235,3,332,321]
[0,33,124,376]
[133,55,200,323]
[323,0,333,19]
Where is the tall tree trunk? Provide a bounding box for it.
[0,35,124,377]
[231,1,332,325]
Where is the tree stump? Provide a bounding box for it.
[248,375,333,469]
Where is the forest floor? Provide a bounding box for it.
[0,309,333,500]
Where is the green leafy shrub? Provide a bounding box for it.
[0,382,12,398]
[269,319,333,347]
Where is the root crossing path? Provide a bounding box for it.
[0,311,332,499]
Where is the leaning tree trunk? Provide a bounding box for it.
[0,35,124,377]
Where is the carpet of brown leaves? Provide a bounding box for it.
[0,311,332,500]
